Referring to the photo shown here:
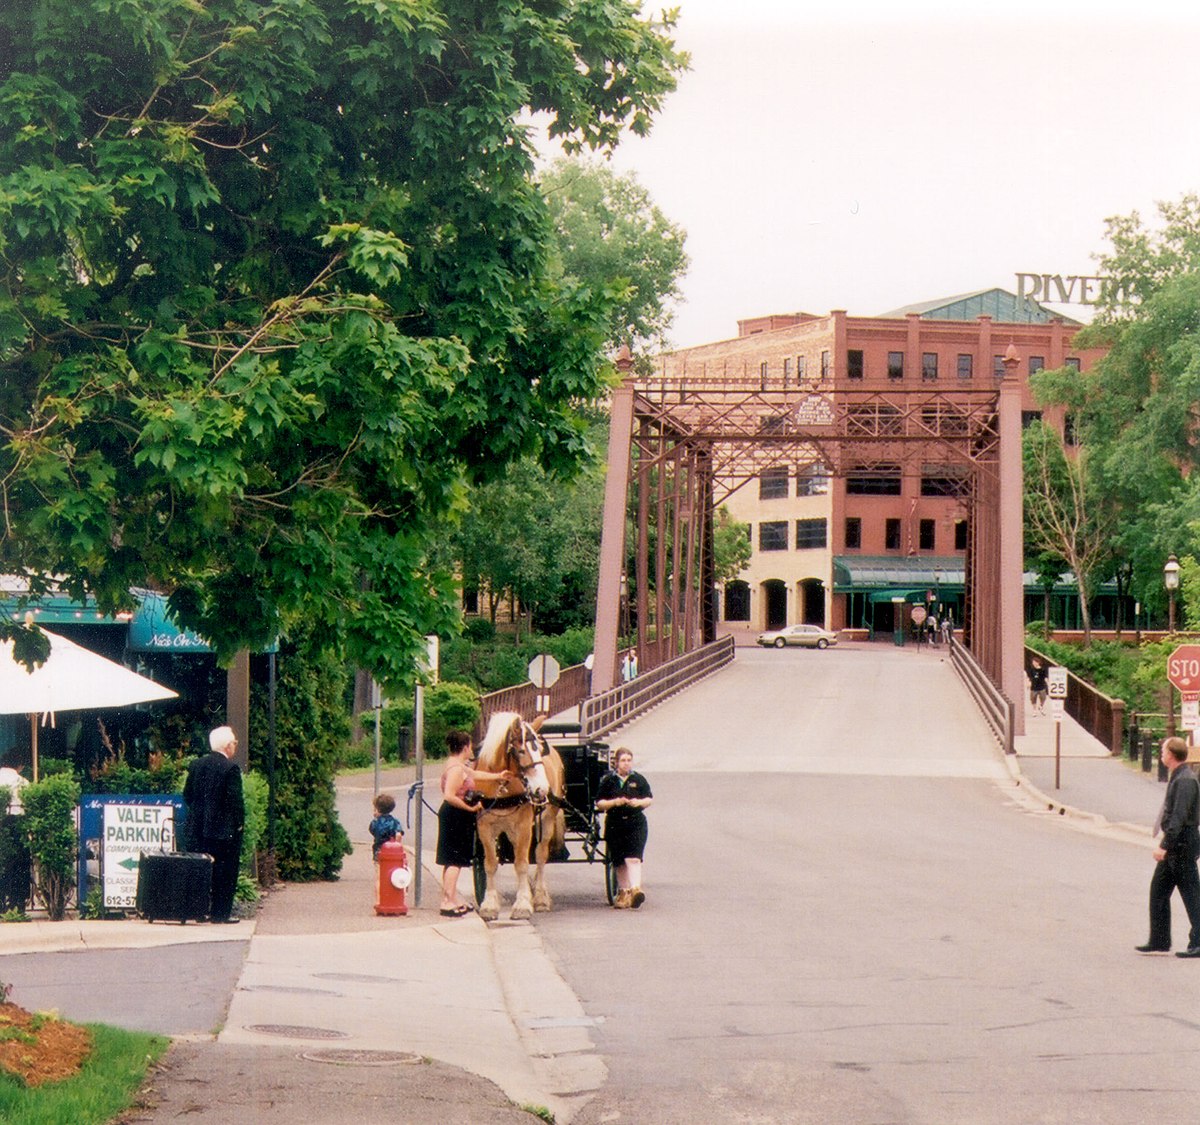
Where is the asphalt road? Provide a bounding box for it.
[529,646,1200,1124]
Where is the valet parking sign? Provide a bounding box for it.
[103,802,176,909]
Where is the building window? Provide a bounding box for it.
[795,518,827,549]
[957,353,973,379]
[847,349,864,380]
[885,518,901,550]
[1022,410,1043,429]
[1064,413,1078,446]
[846,465,902,495]
[820,350,831,380]
[1064,356,1081,371]
[724,581,750,622]
[760,361,769,389]
[796,355,807,381]
[887,351,904,381]
[845,517,862,550]
[919,519,935,551]
[954,519,968,551]
[993,354,1005,378]
[1029,356,1045,375]
[921,463,968,497]
[847,403,902,436]
[783,357,791,386]
[796,462,830,496]
[759,467,790,500]
[922,353,938,382]
[759,521,788,551]
[463,588,479,614]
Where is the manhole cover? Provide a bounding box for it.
[302,1049,422,1067]
[246,1024,349,1041]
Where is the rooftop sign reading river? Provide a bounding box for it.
[1015,272,1128,307]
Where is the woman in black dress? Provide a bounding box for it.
[596,747,653,909]
[436,730,509,917]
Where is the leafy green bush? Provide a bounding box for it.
[250,622,352,882]
[464,617,497,643]
[439,628,595,693]
[0,812,30,914]
[22,774,81,920]
[241,771,268,874]
[85,748,187,796]
[366,681,481,760]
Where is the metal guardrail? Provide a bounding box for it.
[580,635,737,739]
[1023,646,1126,755]
[949,635,1015,755]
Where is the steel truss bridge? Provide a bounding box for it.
[589,348,1028,736]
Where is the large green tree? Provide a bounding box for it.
[540,157,688,352]
[1033,194,1200,621]
[0,0,685,685]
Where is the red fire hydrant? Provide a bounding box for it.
[375,840,409,916]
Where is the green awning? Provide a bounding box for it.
[834,556,964,592]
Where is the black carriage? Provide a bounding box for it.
[472,721,619,905]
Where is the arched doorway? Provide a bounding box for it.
[799,578,826,625]
[724,580,750,622]
[762,580,787,629]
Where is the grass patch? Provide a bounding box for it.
[0,1021,167,1125]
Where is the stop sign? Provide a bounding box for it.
[1167,645,1200,691]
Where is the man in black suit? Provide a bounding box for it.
[1137,737,1200,957]
[183,725,245,924]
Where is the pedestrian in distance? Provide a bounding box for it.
[182,725,245,924]
[1137,737,1200,957]
[1027,657,1049,715]
[596,747,653,909]
[368,792,404,860]
[436,729,511,918]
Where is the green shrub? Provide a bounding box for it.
[336,743,375,771]
[22,774,81,920]
[366,681,481,760]
[85,747,187,796]
[0,812,30,914]
[241,771,268,874]
[464,617,496,642]
[249,622,352,882]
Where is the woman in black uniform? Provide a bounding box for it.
[596,747,653,909]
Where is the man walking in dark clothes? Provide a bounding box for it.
[1137,737,1200,957]
[183,725,245,924]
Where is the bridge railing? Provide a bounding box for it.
[580,635,736,739]
[949,635,1015,755]
[1024,646,1125,754]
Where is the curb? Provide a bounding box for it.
[1004,756,1154,849]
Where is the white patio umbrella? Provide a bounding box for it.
[0,628,178,781]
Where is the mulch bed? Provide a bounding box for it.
[0,1001,92,1087]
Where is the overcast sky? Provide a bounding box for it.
[589,0,1200,348]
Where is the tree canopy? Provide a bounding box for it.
[540,157,688,352]
[0,0,686,684]
[1032,194,1200,622]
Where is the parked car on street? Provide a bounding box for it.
[756,624,839,650]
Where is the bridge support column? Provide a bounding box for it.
[593,357,636,694]
[999,347,1025,739]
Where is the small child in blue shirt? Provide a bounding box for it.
[369,792,404,859]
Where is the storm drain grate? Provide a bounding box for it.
[302,1049,422,1067]
[246,1024,349,1041]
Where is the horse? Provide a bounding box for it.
[473,711,565,921]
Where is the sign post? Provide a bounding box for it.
[1047,666,1068,789]
[1167,646,1200,747]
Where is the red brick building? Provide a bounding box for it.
[653,288,1108,637]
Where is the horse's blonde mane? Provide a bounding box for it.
[477,711,520,772]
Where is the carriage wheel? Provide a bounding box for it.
[472,852,487,907]
[604,851,619,905]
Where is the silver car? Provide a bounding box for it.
[756,624,839,650]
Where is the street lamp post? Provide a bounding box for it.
[1165,554,1180,737]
